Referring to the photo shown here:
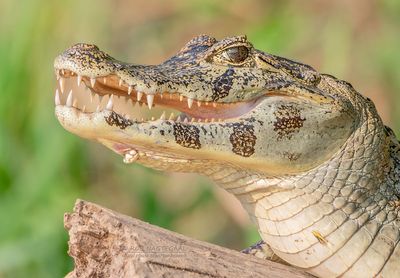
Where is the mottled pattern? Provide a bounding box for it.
[173,123,201,149]
[105,112,133,130]
[229,123,257,157]
[273,104,306,140]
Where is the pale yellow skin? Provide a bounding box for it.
[54,35,400,277]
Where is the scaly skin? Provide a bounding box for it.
[53,35,400,277]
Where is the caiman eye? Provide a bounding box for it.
[224,46,249,64]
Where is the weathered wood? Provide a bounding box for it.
[64,199,313,278]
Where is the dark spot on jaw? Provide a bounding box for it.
[273,105,305,140]
[105,112,133,129]
[211,68,235,101]
[283,151,301,161]
[173,123,201,149]
[229,123,256,157]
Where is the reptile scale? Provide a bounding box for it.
[54,35,400,277]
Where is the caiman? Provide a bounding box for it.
[53,35,400,277]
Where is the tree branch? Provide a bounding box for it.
[64,199,313,278]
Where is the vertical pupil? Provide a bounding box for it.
[226,46,248,62]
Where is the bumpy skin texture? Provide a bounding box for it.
[54,35,400,277]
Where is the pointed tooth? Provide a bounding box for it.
[146,94,154,109]
[141,117,144,122]
[66,90,73,107]
[160,111,166,120]
[183,117,188,123]
[56,71,60,80]
[198,119,202,123]
[119,79,123,87]
[179,95,183,101]
[106,95,114,110]
[128,86,133,95]
[59,77,65,93]
[61,69,65,75]
[176,115,181,122]
[73,98,78,107]
[169,112,175,120]
[205,119,209,123]
[211,118,215,122]
[96,105,101,112]
[103,77,107,84]
[90,78,96,87]
[191,118,196,123]
[82,105,86,113]
[160,93,163,99]
[77,75,82,86]
[151,116,155,121]
[55,89,60,105]
[137,92,143,101]
[205,102,209,106]
[187,98,193,109]
[213,102,217,108]
[197,101,201,107]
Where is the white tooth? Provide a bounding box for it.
[90,78,96,87]
[66,90,73,107]
[77,75,82,86]
[179,95,183,101]
[123,150,139,164]
[204,119,209,123]
[55,89,60,105]
[198,119,202,123]
[106,95,114,110]
[82,105,86,112]
[191,118,196,123]
[213,102,217,108]
[151,116,155,121]
[205,102,209,106]
[137,92,143,101]
[119,79,123,87]
[197,101,201,107]
[59,77,65,93]
[169,112,175,120]
[147,94,154,109]
[56,71,60,80]
[160,93,163,99]
[176,116,181,122]
[211,118,215,122]
[183,117,188,123]
[73,99,78,107]
[187,98,193,109]
[96,105,101,112]
[160,111,166,120]
[128,86,133,95]
[61,69,65,75]
[103,77,107,84]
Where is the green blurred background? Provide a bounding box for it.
[0,0,399,277]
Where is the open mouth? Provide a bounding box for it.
[54,69,262,123]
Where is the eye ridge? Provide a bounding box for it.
[224,45,249,64]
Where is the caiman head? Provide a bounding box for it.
[54,35,359,176]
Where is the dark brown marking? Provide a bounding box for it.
[229,123,256,157]
[105,112,133,130]
[173,123,201,149]
[283,151,301,161]
[273,105,305,140]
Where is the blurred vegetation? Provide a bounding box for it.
[0,0,399,277]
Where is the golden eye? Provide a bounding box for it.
[224,46,249,64]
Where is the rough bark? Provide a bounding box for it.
[64,199,313,278]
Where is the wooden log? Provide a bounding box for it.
[64,199,313,278]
